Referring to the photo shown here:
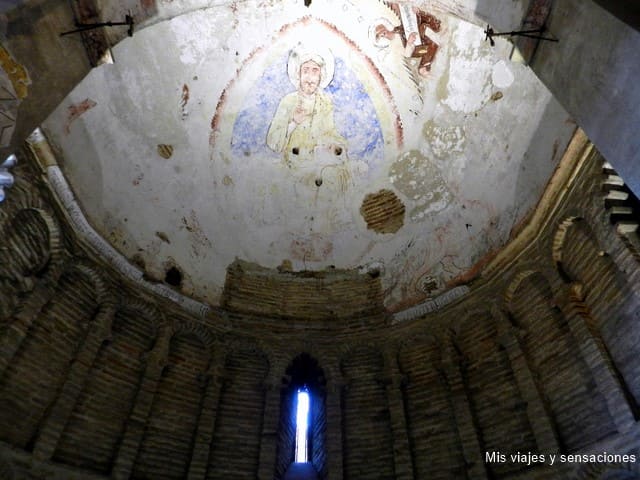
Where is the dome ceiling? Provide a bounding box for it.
[42,0,575,311]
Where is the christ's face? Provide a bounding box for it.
[299,60,322,96]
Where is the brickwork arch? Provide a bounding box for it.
[67,262,115,308]
[340,344,395,479]
[398,334,464,479]
[268,339,335,386]
[53,297,162,474]
[0,264,102,450]
[0,131,639,479]
[132,331,212,480]
[504,268,618,451]
[207,343,270,479]
[552,215,583,270]
[276,352,328,480]
[0,206,63,319]
[504,269,545,309]
[0,171,50,224]
[171,319,218,352]
[455,309,536,478]
[554,215,640,412]
[337,341,382,372]
[600,160,640,263]
[217,334,274,375]
[118,297,167,333]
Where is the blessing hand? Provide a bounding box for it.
[293,105,308,125]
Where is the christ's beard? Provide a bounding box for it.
[302,82,318,94]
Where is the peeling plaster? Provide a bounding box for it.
[42,0,576,311]
[389,149,451,220]
[492,60,514,89]
[441,21,499,113]
[422,121,466,159]
[157,144,174,158]
[64,99,97,135]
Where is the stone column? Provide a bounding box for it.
[32,303,117,461]
[187,348,226,480]
[257,374,282,480]
[111,325,172,480]
[491,305,560,453]
[325,375,344,480]
[556,283,636,432]
[441,341,488,480]
[381,349,414,480]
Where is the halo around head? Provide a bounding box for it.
[287,43,335,90]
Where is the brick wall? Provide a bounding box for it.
[53,306,157,473]
[207,346,268,479]
[0,136,639,479]
[132,333,210,479]
[399,337,465,479]
[507,271,617,451]
[341,346,395,479]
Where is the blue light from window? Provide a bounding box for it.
[295,389,310,463]
[0,154,16,203]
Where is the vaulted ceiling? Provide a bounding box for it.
[36,0,577,310]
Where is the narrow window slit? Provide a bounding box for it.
[295,389,310,463]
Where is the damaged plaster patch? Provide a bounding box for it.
[180,84,189,119]
[360,189,405,234]
[157,144,174,158]
[169,15,216,65]
[181,210,212,257]
[442,22,493,113]
[164,264,182,287]
[423,121,466,159]
[492,60,515,89]
[155,231,170,243]
[289,233,333,262]
[65,99,97,134]
[415,273,440,295]
[389,150,451,221]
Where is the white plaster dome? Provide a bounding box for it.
[42,0,575,311]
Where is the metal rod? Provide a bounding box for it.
[60,14,134,37]
[484,25,558,46]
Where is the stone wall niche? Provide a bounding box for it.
[558,217,640,411]
[455,311,536,478]
[132,332,211,480]
[341,345,395,479]
[398,336,465,480]
[506,270,616,450]
[207,345,269,479]
[52,303,159,473]
[0,266,100,449]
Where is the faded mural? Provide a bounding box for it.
[373,3,441,77]
[208,5,477,306]
[42,0,576,312]
[211,15,409,266]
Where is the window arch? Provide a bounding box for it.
[276,353,326,480]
